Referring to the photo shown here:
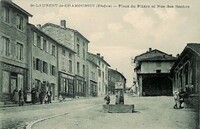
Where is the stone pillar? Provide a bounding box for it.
[139,76,143,97]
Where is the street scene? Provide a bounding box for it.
[0,94,198,129]
[0,0,200,129]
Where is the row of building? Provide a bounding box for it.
[0,0,126,103]
[133,44,199,108]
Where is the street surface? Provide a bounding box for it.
[0,94,199,129]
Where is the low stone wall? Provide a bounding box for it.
[184,94,199,109]
[103,104,134,113]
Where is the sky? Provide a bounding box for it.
[13,0,200,87]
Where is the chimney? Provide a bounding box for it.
[97,53,100,57]
[60,20,66,28]
[149,48,152,52]
[176,54,180,57]
[101,56,104,59]
[36,24,41,29]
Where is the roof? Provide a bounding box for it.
[2,0,32,17]
[134,49,177,62]
[171,43,200,72]
[88,52,111,67]
[108,68,126,81]
[87,59,99,68]
[28,23,76,53]
[187,43,200,56]
[42,23,90,43]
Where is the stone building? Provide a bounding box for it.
[0,0,32,102]
[27,24,59,100]
[88,52,110,96]
[86,55,99,97]
[134,48,177,96]
[171,43,199,108]
[108,68,126,94]
[41,20,89,97]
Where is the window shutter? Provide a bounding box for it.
[46,40,49,53]
[46,63,48,74]
[41,36,43,50]
[33,57,36,70]
[40,60,43,72]
[9,40,11,57]
[0,37,3,54]
[33,32,37,46]
[49,43,52,55]
[50,64,52,75]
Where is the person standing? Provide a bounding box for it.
[104,94,110,105]
[18,89,24,106]
[31,87,36,104]
[173,91,179,109]
[47,90,52,103]
[13,88,18,104]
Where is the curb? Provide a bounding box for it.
[26,112,69,129]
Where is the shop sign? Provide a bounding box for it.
[3,63,25,74]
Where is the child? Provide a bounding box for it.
[173,91,179,109]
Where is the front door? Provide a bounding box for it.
[10,78,17,94]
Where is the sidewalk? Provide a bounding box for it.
[0,96,101,108]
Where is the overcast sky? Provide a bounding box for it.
[13,0,200,87]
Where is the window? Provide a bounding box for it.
[43,61,48,74]
[50,65,56,76]
[37,35,41,48]
[36,58,40,71]
[98,60,100,66]
[77,62,80,74]
[102,64,104,68]
[69,53,72,59]
[2,36,10,56]
[16,43,23,60]
[83,48,85,59]
[77,44,80,56]
[43,39,47,52]
[3,7,9,23]
[83,65,85,76]
[77,37,79,42]
[98,69,101,77]
[62,49,66,56]
[102,71,104,81]
[52,45,56,56]
[69,60,72,73]
[16,15,23,30]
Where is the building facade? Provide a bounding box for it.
[134,48,177,96]
[171,43,199,109]
[108,68,126,94]
[27,24,58,100]
[0,0,32,102]
[88,53,110,96]
[86,57,99,97]
[41,20,89,97]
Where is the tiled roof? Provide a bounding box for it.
[42,23,89,42]
[88,52,111,67]
[134,49,177,62]
[187,43,200,56]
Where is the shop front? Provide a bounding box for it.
[0,62,27,102]
[90,80,97,97]
[59,73,75,98]
[75,75,86,97]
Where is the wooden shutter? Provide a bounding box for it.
[33,32,37,46]
[41,36,43,50]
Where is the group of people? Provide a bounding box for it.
[173,87,188,109]
[104,93,124,105]
[13,87,52,106]
[31,87,52,104]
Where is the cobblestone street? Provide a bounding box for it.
[0,94,198,129]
